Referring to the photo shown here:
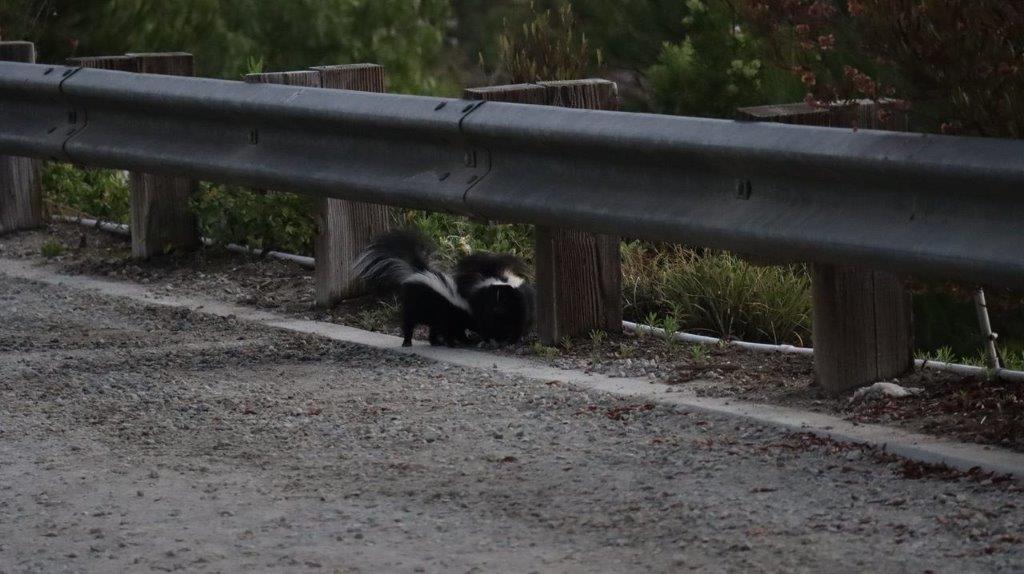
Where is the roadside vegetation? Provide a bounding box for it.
[18,0,1024,357]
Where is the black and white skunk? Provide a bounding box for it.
[353,230,472,347]
[353,229,534,347]
[456,252,534,344]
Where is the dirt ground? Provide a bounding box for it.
[3,243,1024,572]
[3,223,1023,456]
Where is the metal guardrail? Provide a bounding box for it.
[3,60,1024,287]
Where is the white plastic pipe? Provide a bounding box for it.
[621,321,1024,383]
[622,320,813,356]
[53,215,315,269]
[55,215,1024,383]
[53,215,130,235]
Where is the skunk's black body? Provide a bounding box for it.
[456,252,534,344]
[398,273,473,347]
[353,230,472,347]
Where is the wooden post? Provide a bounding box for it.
[243,70,320,86]
[126,53,199,259]
[67,55,139,71]
[0,41,42,235]
[464,79,623,344]
[311,65,392,307]
[737,100,913,394]
[245,64,393,308]
[71,53,200,258]
[810,265,914,392]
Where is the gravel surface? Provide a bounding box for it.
[2,270,1024,572]
[496,332,1024,453]
[6,224,1022,454]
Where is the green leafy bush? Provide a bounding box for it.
[192,184,316,256]
[42,161,317,256]
[42,162,131,223]
[403,211,533,269]
[494,1,600,83]
[645,0,799,117]
[14,0,453,95]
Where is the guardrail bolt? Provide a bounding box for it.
[249,129,259,145]
[736,179,752,200]
[464,150,477,168]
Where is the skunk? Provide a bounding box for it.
[352,230,472,347]
[455,252,535,344]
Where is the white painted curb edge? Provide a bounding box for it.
[2,257,1022,479]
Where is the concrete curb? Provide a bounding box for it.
[3,257,1022,479]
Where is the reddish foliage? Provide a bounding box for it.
[743,0,1024,137]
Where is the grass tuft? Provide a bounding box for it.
[40,240,64,259]
[622,241,811,346]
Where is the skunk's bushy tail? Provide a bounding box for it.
[353,229,436,291]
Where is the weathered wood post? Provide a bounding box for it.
[68,53,200,258]
[464,79,623,344]
[737,101,914,394]
[67,55,138,71]
[245,64,392,308]
[127,54,200,259]
[0,41,42,235]
[311,65,392,307]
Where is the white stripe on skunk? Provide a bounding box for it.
[468,273,525,291]
[403,270,471,312]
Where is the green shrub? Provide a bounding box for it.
[621,241,668,321]
[1003,350,1024,372]
[403,211,533,269]
[659,249,811,345]
[42,163,131,223]
[20,0,453,95]
[191,184,316,256]
[621,241,811,346]
[644,1,800,118]
[494,1,600,83]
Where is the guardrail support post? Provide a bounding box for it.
[0,41,42,235]
[71,53,201,258]
[738,101,914,394]
[810,264,914,393]
[464,79,623,344]
[246,64,392,308]
[127,53,201,259]
[312,65,392,307]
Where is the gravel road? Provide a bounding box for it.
[1,274,1022,573]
